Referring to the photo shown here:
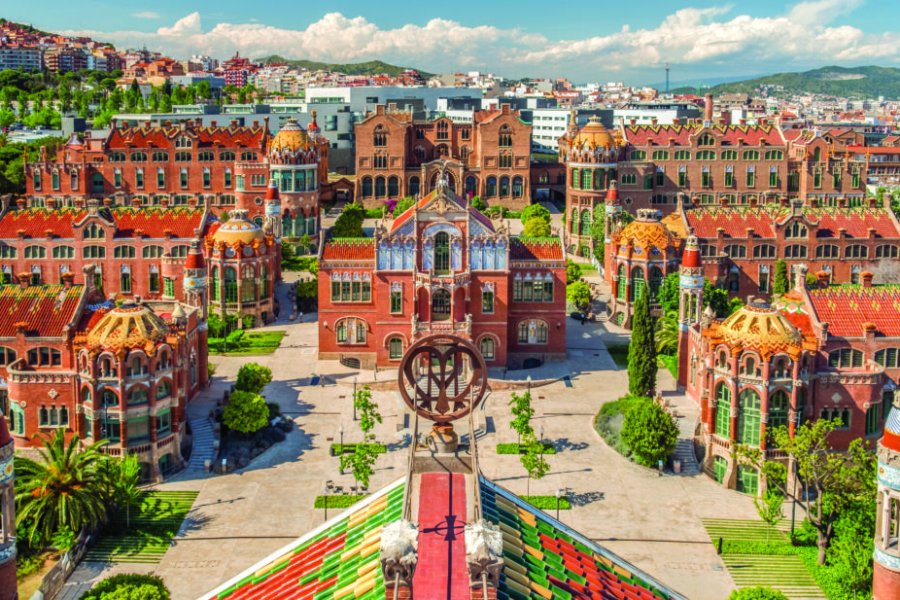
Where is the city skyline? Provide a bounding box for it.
[5,0,900,84]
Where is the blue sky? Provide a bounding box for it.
[7,0,900,84]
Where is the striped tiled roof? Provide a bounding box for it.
[0,284,84,338]
[321,238,376,262]
[808,286,900,338]
[0,207,205,240]
[623,123,784,147]
[204,479,405,600]
[510,238,563,261]
[106,124,266,150]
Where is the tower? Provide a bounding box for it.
[264,179,282,240]
[874,394,900,599]
[0,413,17,600]
[603,181,622,276]
[665,63,670,94]
[677,235,704,388]
[182,237,208,319]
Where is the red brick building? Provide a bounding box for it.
[874,397,900,599]
[354,104,533,210]
[318,179,566,369]
[0,269,207,479]
[678,264,895,494]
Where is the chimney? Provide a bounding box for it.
[673,117,680,126]
[816,270,830,288]
[739,118,747,126]
[61,271,74,289]
[651,116,658,126]
[376,105,386,115]
[861,271,874,288]
[502,104,510,114]
[704,93,713,124]
[17,273,29,289]
[629,118,636,126]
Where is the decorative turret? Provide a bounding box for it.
[874,393,900,599]
[264,179,282,240]
[0,408,17,600]
[183,238,208,320]
[677,235,705,387]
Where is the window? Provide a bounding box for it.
[152,151,169,162]
[434,232,450,274]
[198,151,214,162]
[752,244,776,259]
[737,389,761,446]
[482,286,494,313]
[512,277,554,302]
[678,166,687,187]
[336,318,367,344]
[724,244,747,259]
[39,405,68,427]
[769,167,778,188]
[83,245,106,259]
[9,403,24,435]
[697,133,715,146]
[24,246,47,259]
[764,150,784,160]
[156,379,171,400]
[785,221,807,238]
[51,171,60,190]
[813,169,822,188]
[517,320,548,344]
[715,384,731,438]
[157,411,172,436]
[630,150,646,160]
[720,150,737,160]
[390,285,402,313]
[833,169,842,188]
[769,390,789,432]
[652,150,669,161]
[109,152,126,163]
[742,150,760,161]
[149,267,160,294]
[629,267,645,301]
[388,337,403,360]
[374,155,387,169]
[845,244,868,259]
[816,244,839,259]
[759,265,770,293]
[829,348,864,369]
[655,169,665,187]
[701,166,711,188]
[784,244,807,259]
[120,269,131,293]
[643,174,654,190]
[241,151,258,162]
[696,150,716,160]
[373,125,387,147]
[499,153,513,169]
[746,166,756,187]
[875,348,900,368]
[821,407,851,430]
[52,246,74,259]
[437,121,450,141]
[620,173,637,185]
[480,337,495,360]
[143,245,164,259]
[27,347,61,367]
[866,403,881,436]
[498,125,512,147]
[0,347,16,366]
[0,246,16,259]
[876,245,900,259]
[251,174,266,187]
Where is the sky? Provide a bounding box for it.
[7,0,900,85]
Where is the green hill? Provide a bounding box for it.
[256,55,434,79]
[672,66,900,99]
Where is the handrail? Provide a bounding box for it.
[468,382,483,521]
[402,408,418,522]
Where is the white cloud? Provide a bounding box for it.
[132,11,160,20]
[64,3,900,81]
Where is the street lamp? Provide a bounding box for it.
[323,480,333,521]
[338,423,344,450]
[526,375,532,395]
[555,488,566,520]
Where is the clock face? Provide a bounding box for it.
[226,247,236,258]
[243,246,254,258]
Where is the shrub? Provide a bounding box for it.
[79,573,171,600]
[593,395,645,457]
[332,203,366,237]
[496,442,556,455]
[364,207,384,218]
[470,195,485,210]
[241,314,255,329]
[521,496,572,510]
[394,196,414,214]
[314,495,367,508]
[520,204,550,225]
[223,390,269,435]
[523,217,551,237]
[566,260,583,284]
[727,587,788,600]
[235,363,273,395]
[566,281,591,313]
[620,397,678,468]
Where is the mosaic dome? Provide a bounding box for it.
[617,209,677,257]
[718,302,803,355]
[270,118,310,153]
[86,303,168,353]
[573,116,615,150]
[882,401,900,453]
[212,211,264,246]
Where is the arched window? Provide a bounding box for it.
[717,351,728,369]
[752,244,776,259]
[769,390,789,432]
[211,267,220,302]
[571,168,579,189]
[409,176,420,197]
[388,176,400,198]
[224,267,238,303]
[845,244,868,259]
[876,245,900,259]
[480,337,495,360]
[784,244,807,259]
[829,348,864,368]
[102,389,118,407]
[737,389,761,446]
[740,355,760,376]
[512,176,524,198]
[465,176,477,197]
[499,176,510,196]
[434,232,450,274]
[571,208,579,234]
[629,267,645,301]
[816,244,839,259]
[697,133,715,146]
[580,210,591,236]
[499,125,512,147]
[437,121,449,140]
[617,264,627,300]
[241,266,256,303]
[362,176,373,197]
[156,379,172,399]
[785,221,807,238]
[388,337,403,360]
[486,176,497,197]
[260,264,269,299]
[373,125,387,147]
[127,387,149,406]
[432,288,451,320]
[158,350,171,370]
[649,267,664,298]
[375,176,386,198]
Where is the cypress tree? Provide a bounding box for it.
[627,289,657,397]
[772,260,789,296]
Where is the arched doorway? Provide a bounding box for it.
[431,289,451,321]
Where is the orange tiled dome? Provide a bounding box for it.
[617,209,677,256]
[718,302,803,355]
[212,210,264,246]
[270,118,310,153]
[86,303,168,352]
[573,116,615,150]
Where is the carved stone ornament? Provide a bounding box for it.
[380,519,418,587]
[465,520,504,588]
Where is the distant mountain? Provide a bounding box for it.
[256,55,434,79]
[671,66,900,99]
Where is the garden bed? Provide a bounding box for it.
[605,343,629,368]
[593,395,644,458]
[496,442,557,455]
[314,494,368,508]
[218,417,294,471]
[208,330,286,356]
[521,496,572,510]
[329,443,387,456]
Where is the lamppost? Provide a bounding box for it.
[338,423,344,473]
[555,488,566,520]
[526,375,532,396]
[323,480,333,521]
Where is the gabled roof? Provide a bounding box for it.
[623,123,785,147]
[808,286,900,338]
[321,238,375,262]
[389,186,478,233]
[0,283,84,338]
[106,124,266,150]
[0,207,205,240]
[510,237,564,261]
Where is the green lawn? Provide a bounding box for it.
[314,494,367,508]
[658,354,678,379]
[208,331,286,356]
[84,491,199,564]
[605,343,629,368]
[521,496,572,511]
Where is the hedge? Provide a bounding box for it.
[496,443,557,455]
[314,494,367,508]
[329,443,387,456]
[521,496,572,510]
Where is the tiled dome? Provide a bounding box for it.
[270,118,310,153]
[86,303,168,353]
[718,302,803,356]
[616,209,677,257]
[211,210,264,246]
[573,116,615,150]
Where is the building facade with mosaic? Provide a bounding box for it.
[318,178,566,369]
[874,394,900,599]
[354,104,533,210]
[678,261,897,494]
[0,266,207,480]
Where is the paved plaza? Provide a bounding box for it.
[62,278,760,600]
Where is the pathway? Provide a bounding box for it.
[413,473,469,600]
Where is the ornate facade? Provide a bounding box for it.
[875,396,900,599]
[0,413,14,600]
[318,177,566,369]
[354,104,533,210]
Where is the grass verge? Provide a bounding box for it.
[314,495,367,508]
[209,331,286,355]
[521,496,572,510]
[658,354,678,379]
[605,343,629,368]
[496,442,557,455]
[329,443,387,456]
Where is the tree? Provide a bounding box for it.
[590,209,605,262]
[520,434,550,496]
[108,454,143,529]
[566,260,582,284]
[657,273,681,314]
[207,313,226,338]
[566,281,591,313]
[235,363,273,395]
[620,397,678,467]
[508,390,535,446]
[772,260,789,296]
[754,489,784,543]
[523,216,551,237]
[655,309,679,355]
[14,430,109,547]
[340,441,379,490]
[353,385,382,438]
[520,204,550,225]
[743,420,876,564]
[79,573,171,600]
[223,390,270,435]
[627,291,657,397]
[332,203,366,238]
[825,500,876,596]
[727,588,789,600]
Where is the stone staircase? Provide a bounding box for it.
[185,413,216,476]
[671,438,700,475]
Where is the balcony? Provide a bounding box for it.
[415,316,472,336]
[415,271,470,288]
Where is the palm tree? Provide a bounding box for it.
[14,430,109,546]
[655,309,679,355]
[111,454,143,529]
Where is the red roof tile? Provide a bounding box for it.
[624,123,785,147]
[0,207,205,240]
[106,124,266,150]
[322,239,375,261]
[685,207,777,238]
[809,287,900,337]
[0,284,83,338]
[510,238,563,261]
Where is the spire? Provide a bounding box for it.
[681,235,701,269]
[605,180,618,204]
[184,237,205,270]
[265,178,280,202]
[308,109,319,133]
